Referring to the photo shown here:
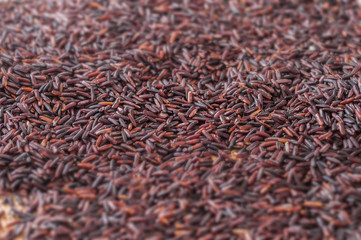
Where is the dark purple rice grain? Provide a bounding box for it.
[1,0,361,239]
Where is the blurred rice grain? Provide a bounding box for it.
[0,196,24,240]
